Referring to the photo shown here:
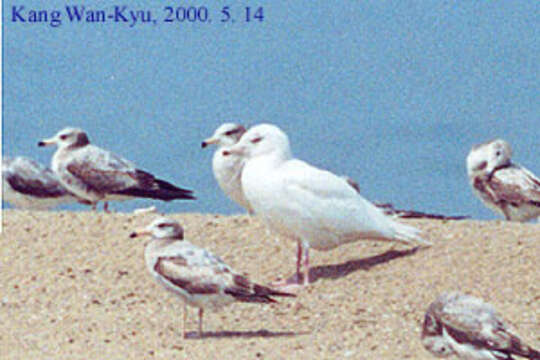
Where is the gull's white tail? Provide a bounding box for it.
[391,221,432,246]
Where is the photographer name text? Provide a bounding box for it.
[10,5,264,28]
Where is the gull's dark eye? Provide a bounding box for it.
[225,129,239,136]
[495,151,501,156]
[60,134,68,140]
[251,136,262,144]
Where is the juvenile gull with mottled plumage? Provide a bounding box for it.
[2,156,81,209]
[38,127,195,211]
[422,292,540,360]
[466,139,540,222]
[130,217,295,338]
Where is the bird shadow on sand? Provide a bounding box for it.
[309,247,424,284]
[184,329,308,339]
[276,246,426,286]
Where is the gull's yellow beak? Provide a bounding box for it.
[38,137,56,147]
[129,228,151,238]
[201,137,219,148]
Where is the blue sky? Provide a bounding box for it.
[3,1,539,218]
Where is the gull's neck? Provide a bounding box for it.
[66,142,89,151]
[252,149,291,169]
[487,160,513,181]
[220,138,239,148]
[147,237,181,250]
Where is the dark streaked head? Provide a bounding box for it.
[223,123,292,161]
[38,127,90,150]
[202,123,247,149]
[130,217,184,240]
[421,297,455,358]
[487,139,512,172]
[466,138,512,177]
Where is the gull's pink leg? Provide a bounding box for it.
[198,308,204,337]
[270,240,304,291]
[296,240,303,277]
[103,202,110,213]
[182,302,187,338]
[302,246,310,286]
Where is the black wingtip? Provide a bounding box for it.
[114,187,196,201]
[529,349,540,360]
[113,173,196,201]
[224,283,295,304]
[253,284,296,298]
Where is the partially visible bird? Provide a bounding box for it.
[422,292,540,360]
[130,217,295,338]
[38,127,195,211]
[2,156,81,209]
[343,176,469,220]
[201,123,253,214]
[466,139,540,222]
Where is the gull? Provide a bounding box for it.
[130,217,295,338]
[201,123,253,214]
[2,156,81,209]
[223,123,430,287]
[422,292,540,360]
[466,139,540,222]
[38,127,195,211]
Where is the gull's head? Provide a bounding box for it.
[223,124,292,161]
[466,139,512,177]
[201,123,246,148]
[129,217,184,240]
[485,139,512,175]
[38,127,90,150]
[421,330,454,357]
[421,301,454,357]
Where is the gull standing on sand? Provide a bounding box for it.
[130,217,294,338]
[223,124,430,287]
[38,127,195,211]
[2,156,81,209]
[466,139,540,222]
[422,292,540,360]
[201,123,253,214]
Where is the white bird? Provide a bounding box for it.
[422,292,540,360]
[466,139,540,222]
[38,127,195,211]
[201,123,253,214]
[2,156,81,209]
[223,124,430,287]
[130,217,294,338]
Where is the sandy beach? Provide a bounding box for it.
[1,210,538,359]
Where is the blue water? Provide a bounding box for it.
[3,1,539,219]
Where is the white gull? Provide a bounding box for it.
[224,123,430,287]
[201,123,253,214]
